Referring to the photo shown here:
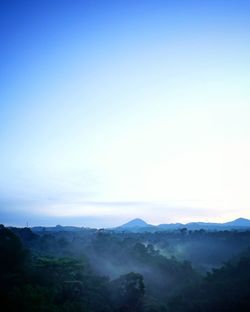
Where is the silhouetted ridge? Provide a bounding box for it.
[120,218,150,228]
[113,217,250,232]
[224,218,250,226]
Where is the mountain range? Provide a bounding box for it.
[30,217,250,233]
[114,217,250,232]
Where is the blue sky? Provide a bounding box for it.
[1,0,250,227]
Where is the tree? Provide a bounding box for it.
[110,272,145,312]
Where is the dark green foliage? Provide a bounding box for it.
[0,224,28,273]
[0,225,29,310]
[110,272,145,311]
[1,225,250,311]
[0,225,110,311]
[167,252,250,312]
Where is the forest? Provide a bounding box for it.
[1,224,250,311]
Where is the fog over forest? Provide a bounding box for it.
[1,220,250,311]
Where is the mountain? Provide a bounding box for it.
[224,218,250,227]
[120,218,151,228]
[113,218,156,232]
[113,217,250,232]
[158,218,250,231]
[158,223,184,230]
[29,217,250,233]
[32,225,86,232]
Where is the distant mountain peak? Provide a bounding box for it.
[120,218,149,228]
[225,218,250,226]
[234,217,249,222]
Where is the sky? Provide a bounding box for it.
[1,0,250,227]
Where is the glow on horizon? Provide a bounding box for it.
[1,1,250,227]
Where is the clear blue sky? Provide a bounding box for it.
[1,0,250,227]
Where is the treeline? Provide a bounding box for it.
[1,225,250,311]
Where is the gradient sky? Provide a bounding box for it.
[1,0,250,227]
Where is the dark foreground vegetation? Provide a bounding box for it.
[1,224,250,311]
